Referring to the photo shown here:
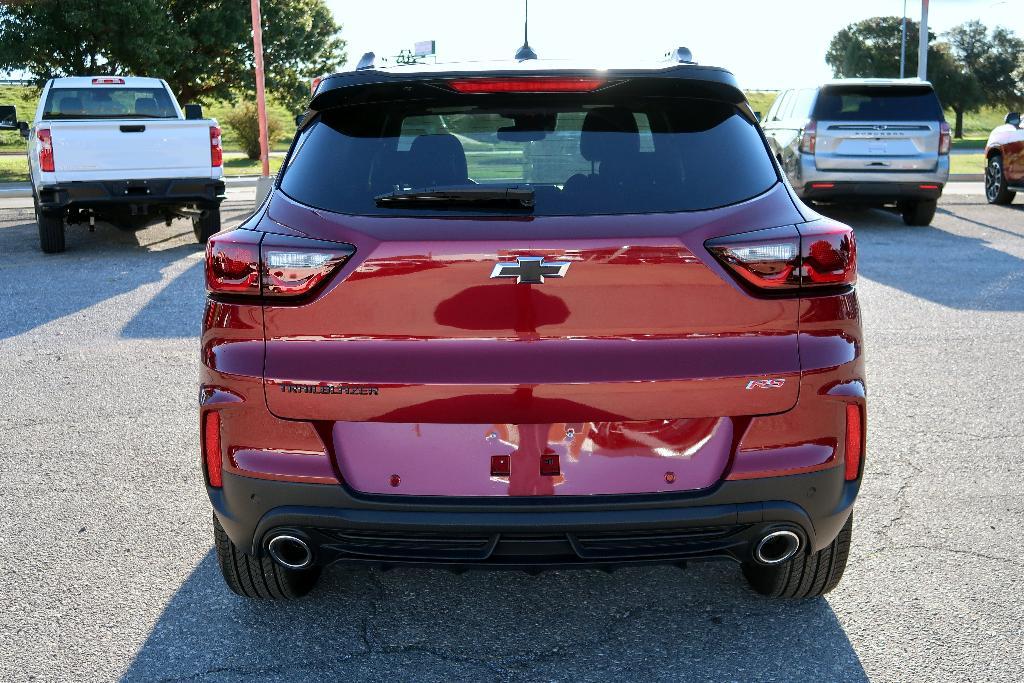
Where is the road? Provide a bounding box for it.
[0,192,1022,682]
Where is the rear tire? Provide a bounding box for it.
[34,194,65,254]
[213,514,320,599]
[985,154,1016,205]
[193,206,221,244]
[742,513,853,599]
[899,198,937,226]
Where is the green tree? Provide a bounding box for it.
[944,21,1024,136]
[826,16,931,79]
[0,0,346,113]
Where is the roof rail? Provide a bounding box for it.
[356,51,376,70]
[664,47,695,64]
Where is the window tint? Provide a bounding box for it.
[42,87,177,119]
[813,86,943,121]
[280,97,778,216]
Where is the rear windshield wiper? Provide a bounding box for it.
[374,185,535,209]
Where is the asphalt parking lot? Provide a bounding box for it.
[1,191,1022,682]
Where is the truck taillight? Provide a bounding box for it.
[938,121,951,155]
[799,119,816,154]
[205,230,355,298]
[210,125,223,167]
[706,220,856,293]
[37,128,55,172]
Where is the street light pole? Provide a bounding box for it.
[899,0,907,78]
[917,0,929,80]
[250,0,270,179]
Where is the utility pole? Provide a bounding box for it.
[250,0,272,202]
[899,0,907,78]
[917,0,929,80]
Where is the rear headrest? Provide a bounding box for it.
[135,97,158,116]
[59,97,84,116]
[407,134,468,187]
[580,108,640,162]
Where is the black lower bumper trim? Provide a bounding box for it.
[37,177,225,210]
[209,467,859,568]
[801,180,943,202]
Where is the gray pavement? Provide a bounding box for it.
[0,196,1022,682]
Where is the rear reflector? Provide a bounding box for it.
[918,184,939,190]
[706,220,856,292]
[203,411,223,488]
[845,403,863,481]
[92,77,125,85]
[810,182,835,189]
[448,77,605,93]
[36,128,55,173]
[210,126,223,168]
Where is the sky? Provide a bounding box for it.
[324,0,1024,89]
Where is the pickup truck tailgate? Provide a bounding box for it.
[49,120,214,181]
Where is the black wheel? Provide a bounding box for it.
[985,154,1016,205]
[899,198,937,226]
[213,514,320,599]
[34,193,66,254]
[193,206,221,243]
[743,513,853,599]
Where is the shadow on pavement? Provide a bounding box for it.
[121,552,867,682]
[815,203,1024,311]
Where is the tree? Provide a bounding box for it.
[826,16,932,79]
[944,21,1024,136]
[0,0,346,113]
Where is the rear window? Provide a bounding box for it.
[280,96,778,216]
[42,87,177,120]
[812,85,943,122]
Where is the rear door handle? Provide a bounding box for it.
[119,125,146,133]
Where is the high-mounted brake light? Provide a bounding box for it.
[210,126,223,168]
[799,120,817,154]
[202,410,222,488]
[844,403,864,481]
[938,121,951,155]
[448,77,605,93]
[205,230,355,298]
[36,128,55,173]
[706,220,856,292]
[92,77,125,85]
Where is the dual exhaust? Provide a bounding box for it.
[754,529,802,565]
[266,533,313,570]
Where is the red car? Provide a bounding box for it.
[985,111,1024,204]
[201,54,864,600]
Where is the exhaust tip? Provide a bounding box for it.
[755,529,802,565]
[267,534,313,570]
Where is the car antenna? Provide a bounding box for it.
[514,0,537,60]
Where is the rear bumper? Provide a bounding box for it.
[798,180,943,203]
[795,153,949,201]
[36,177,225,211]
[210,466,858,569]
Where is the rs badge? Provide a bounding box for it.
[745,378,786,390]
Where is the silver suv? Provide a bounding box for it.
[762,79,950,226]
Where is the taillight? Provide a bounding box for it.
[938,121,951,155]
[205,230,355,298]
[448,77,605,93]
[706,220,856,292]
[203,411,223,488]
[210,126,223,168]
[799,119,816,154]
[844,403,864,481]
[92,77,125,85]
[37,128,55,173]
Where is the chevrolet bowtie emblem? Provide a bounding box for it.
[489,256,571,284]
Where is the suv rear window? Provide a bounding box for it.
[280,97,777,216]
[42,87,177,119]
[812,85,943,122]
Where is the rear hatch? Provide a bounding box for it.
[262,72,804,496]
[812,84,944,172]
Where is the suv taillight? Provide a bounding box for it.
[799,119,816,154]
[205,230,355,298]
[37,128,55,172]
[706,220,856,293]
[938,121,951,155]
[210,125,223,168]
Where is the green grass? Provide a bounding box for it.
[950,153,984,175]
[745,91,779,119]
[0,155,27,181]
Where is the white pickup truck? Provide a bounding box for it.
[1,76,224,253]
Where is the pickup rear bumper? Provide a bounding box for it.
[36,177,225,211]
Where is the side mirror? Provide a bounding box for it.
[0,104,18,131]
[184,103,204,120]
[754,111,762,123]
[1005,112,1021,128]
[18,121,29,139]
[295,113,305,128]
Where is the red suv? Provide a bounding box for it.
[201,56,864,600]
[985,111,1024,204]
